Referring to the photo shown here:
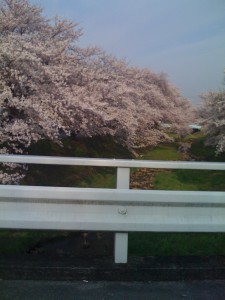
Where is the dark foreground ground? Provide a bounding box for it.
[0,233,225,300]
[1,280,225,300]
[1,232,225,299]
[1,232,225,281]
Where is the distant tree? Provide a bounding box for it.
[199,90,225,154]
[0,0,193,183]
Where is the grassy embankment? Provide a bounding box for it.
[1,132,225,256]
[0,136,129,254]
[129,132,225,256]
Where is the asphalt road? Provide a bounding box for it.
[1,280,225,300]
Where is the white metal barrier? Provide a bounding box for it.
[1,155,225,263]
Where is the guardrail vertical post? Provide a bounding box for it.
[114,167,130,263]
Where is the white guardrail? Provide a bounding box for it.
[1,155,225,263]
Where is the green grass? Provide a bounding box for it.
[78,168,116,188]
[135,134,225,192]
[22,136,131,188]
[138,143,184,161]
[152,135,225,192]
[0,230,68,254]
[154,169,225,191]
[129,232,225,256]
[22,165,116,188]
[2,133,225,256]
[1,136,122,254]
[129,135,225,256]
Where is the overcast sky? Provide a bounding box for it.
[32,0,225,105]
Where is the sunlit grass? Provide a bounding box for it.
[129,135,225,256]
[138,143,183,161]
[154,169,225,191]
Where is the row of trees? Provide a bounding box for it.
[0,0,195,183]
[199,89,225,155]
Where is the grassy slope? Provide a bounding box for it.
[22,135,132,188]
[0,136,132,253]
[129,133,225,256]
[136,133,225,192]
[2,133,225,256]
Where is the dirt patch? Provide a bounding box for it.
[130,168,156,189]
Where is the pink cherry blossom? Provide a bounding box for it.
[0,0,194,183]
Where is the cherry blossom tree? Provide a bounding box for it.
[0,0,193,183]
[199,90,225,154]
[77,55,193,150]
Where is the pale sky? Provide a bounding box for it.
[31,0,225,105]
